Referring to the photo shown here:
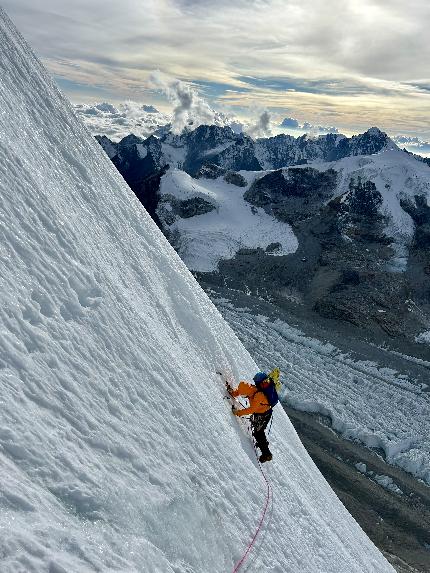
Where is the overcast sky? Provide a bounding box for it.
[3,0,430,139]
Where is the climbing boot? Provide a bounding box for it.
[259,451,273,463]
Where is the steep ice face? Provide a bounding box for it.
[0,9,394,573]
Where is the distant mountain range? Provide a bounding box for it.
[97,126,430,343]
[97,124,399,174]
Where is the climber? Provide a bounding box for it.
[227,372,276,463]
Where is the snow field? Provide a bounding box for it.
[0,9,394,572]
[215,299,430,484]
[158,168,298,272]
[416,331,430,345]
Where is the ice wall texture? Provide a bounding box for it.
[0,9,394,572]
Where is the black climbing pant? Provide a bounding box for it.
[251,409,272,455]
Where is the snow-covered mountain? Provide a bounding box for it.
[157,168,298,272]
[95,124,402,230]
[96,120,430,341]
[97,123,398,178]
[0,9,395,573]
[154,146,430,339]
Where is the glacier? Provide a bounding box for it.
[0,8,394,572]
[158,168,298,272]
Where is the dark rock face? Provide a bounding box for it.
[177,125,262,174]
[400,195,430,307]
[195,163,226,179]
[336,127,392,158]
[214,137,262,172]
[178,197,216,218]
[265,242,282,253]
[156,194,215,227]
[255,128,391,169]
[256,133,343,168]
[244,167,338,222]
[118,133,145,147]
[96,134,165,222]
[342,177,383,218]
[179,125,239,174]
[336,178,391,246]
[223,171,247,187]
[128,165,168,227]
[401,195,430,245]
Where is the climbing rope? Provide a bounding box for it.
[232,445,272,573]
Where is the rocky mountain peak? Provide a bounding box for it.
[95,134,118,159]
[118,133,146,147]
[346,127,396,156]
[184,124,236,146]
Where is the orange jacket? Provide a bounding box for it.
[231,381,271,417]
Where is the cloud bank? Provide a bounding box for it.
[279,117,339,135]
[8,0,426,139]
[393,135,430,157]
[74,101,169,141]
[280,117,300,129]
[74,85,245,141]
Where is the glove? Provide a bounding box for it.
[231,405,240,416]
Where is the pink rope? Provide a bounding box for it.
[232,459,272,573]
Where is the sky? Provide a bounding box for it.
[3,0,430,150]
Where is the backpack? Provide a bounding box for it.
[257,368,281,408]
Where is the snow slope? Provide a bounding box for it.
[158,169,298,272]
[0,9,394,572]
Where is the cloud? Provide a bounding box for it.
[4,0,430,140]
[73,101,169,141]
[279,117,339,134]
[247,110,272,139]
[74,86,244,140]
[302,122,339,134]
[280,117,300,128]
[5,1,429,89]
[149,71,216,133]
[393,135,430,156]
